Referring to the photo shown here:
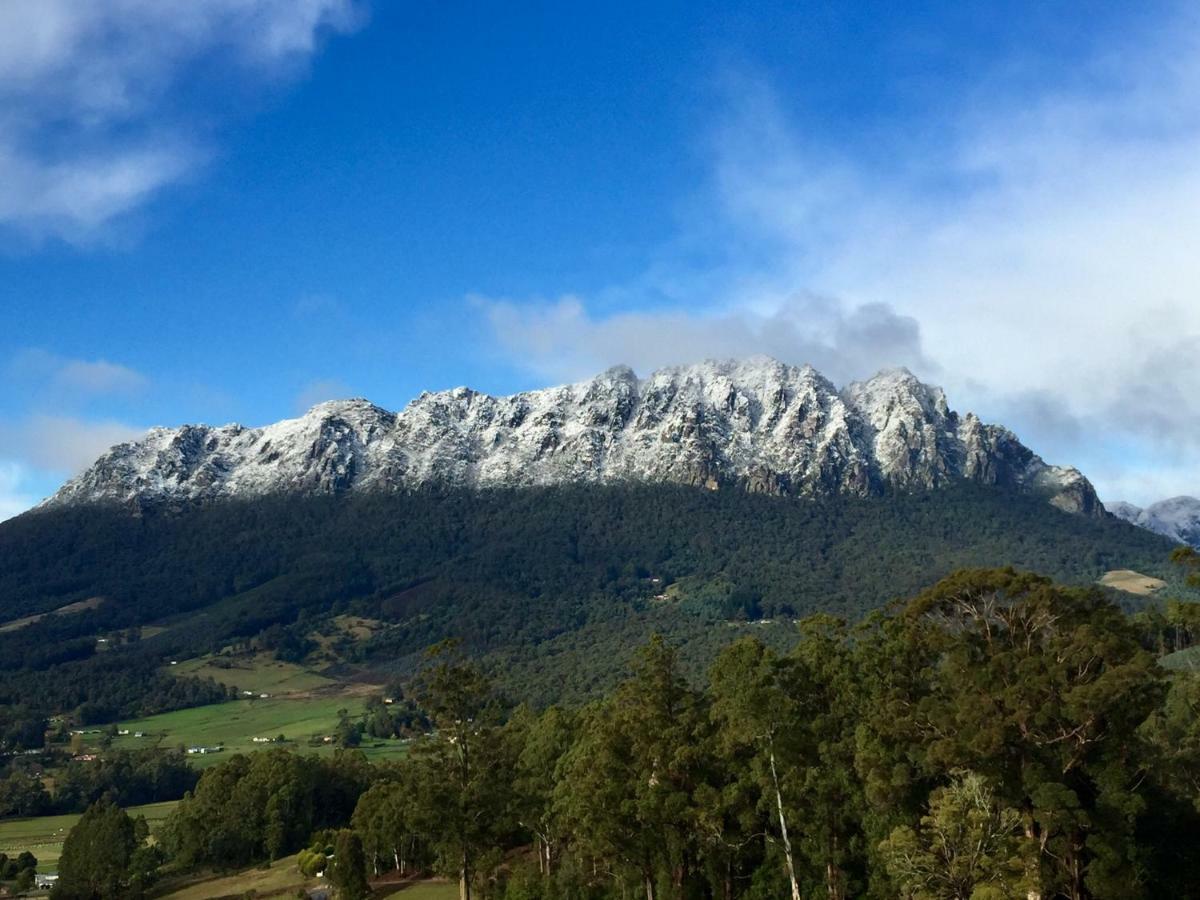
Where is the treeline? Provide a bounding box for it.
[0,651,235,752]
[52,567,1200,900]
[0,750,197,817]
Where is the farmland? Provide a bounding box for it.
[89,694,409,767]
[0,800,177,872]
[169,651,336,695]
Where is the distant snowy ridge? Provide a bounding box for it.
[43,357,1104,517]
[1109,497,1200,548]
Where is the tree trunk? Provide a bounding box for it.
[460,848,471,900]
[644,872,656,900]
[394,847,401,874]
[826,829,844,900]
[768,743,802,900]
[1023,816,1042,900]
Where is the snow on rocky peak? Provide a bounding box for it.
[1109,497,1200,548]
[42,357,1105,517]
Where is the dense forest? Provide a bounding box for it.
[0,484,1178,725]
[45,566,1200,900]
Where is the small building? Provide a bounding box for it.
[117,729,130,736]
[35,873,59,889]
[186,745,224,755]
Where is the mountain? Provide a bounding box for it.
[1110,496,1200,547]
[43,357,1103,516]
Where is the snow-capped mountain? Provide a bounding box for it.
[1109,497,1200,548]
[43,358,1104,516]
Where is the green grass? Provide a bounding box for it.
[92,695,409,767]
[169,652,335,695]
[158,852,314,899]
[378,882,459,899]
[0,800,177,872]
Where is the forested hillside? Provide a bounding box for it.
[0,484,1177,720]
[43,570,1200,899]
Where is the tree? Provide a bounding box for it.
[510,705,575,877]
[709,637,803,900]
[14,867,35,894]
[880,770,1028,900]
[557,635,713,900]
[862,569,1166,899]
[329,829,370,900]
[0,769,51,817]
[52,798,157,899]
[1172,546,1200,589]
[353,778,423,875]
[412,640,514,900]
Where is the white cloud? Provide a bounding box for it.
[10,348,148,395]
[0,415,144,474]
[479,293,931,387]
[482,17,1200,505]
[0,0,362,239]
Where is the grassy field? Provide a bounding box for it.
[159,853,319,899]
[170,652,336,695]
[91,695,409,767]
[0,597,104,633]
[0,800,177,872]
[159,858,457,900]
[1099,569,1167,595]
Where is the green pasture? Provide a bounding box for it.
[0,800,177,873]
[169,652,335,695]
[96,695,409,767]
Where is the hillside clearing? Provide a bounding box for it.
[87,695,409,767]
[169,652,336,695]
[0,596,104,633]
[1098,569,1167,595]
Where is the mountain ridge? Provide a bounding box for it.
[42,357,1104,516]
[1110,496,1200,548]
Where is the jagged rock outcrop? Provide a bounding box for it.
[43,357,1104,516]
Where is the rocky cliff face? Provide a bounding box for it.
[1110,496,1200,547]
[43,357,1104,516]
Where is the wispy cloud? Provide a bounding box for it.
[481,14,1200,504]
[295,378,354,412]
[9,348,148,395]
[0,0,362,241]
[479,293,931,387]
[0,415,145,474]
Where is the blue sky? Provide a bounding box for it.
[1,1,1198,517]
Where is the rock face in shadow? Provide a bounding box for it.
[44,357,1104,518]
